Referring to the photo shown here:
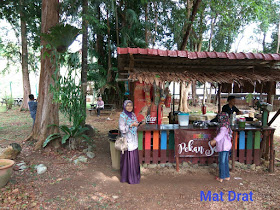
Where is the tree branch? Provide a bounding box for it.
[180,0,202,50]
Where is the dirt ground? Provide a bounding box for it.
[0,105,280,209]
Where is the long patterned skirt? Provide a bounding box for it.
[120,149,141,184]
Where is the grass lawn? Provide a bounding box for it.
[0,104,70,147]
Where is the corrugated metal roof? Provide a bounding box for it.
[117,47,280,84]
[117,47,280,61]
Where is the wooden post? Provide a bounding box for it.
[145,131,151,163]
[138,131,144,163]
[153,131,159,163]
[160,131,167,163]
[232,131,236,171]
[246,131,253,164]
[238,131,245,163]
[267,81,274,104]
[176,156,179,172]
[254,131,261,165]
[269,130,275,173]
[129,81,135,103]
[218,83,221,113]
[260,130,268,160]
[265,131,270,161]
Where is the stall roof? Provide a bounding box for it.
[117,47,280,85]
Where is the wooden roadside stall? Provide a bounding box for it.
[117,47,280,173]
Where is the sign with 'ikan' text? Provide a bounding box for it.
[175,129,218,158]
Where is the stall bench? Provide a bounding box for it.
[89,104,116,116]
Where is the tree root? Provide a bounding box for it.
[23,132,34,143]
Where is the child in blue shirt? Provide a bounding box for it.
[28,94,37,127]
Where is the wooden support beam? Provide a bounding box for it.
[218,83,221,113]
[232,131,237,171]
[267,81,274,104]
[269,130,275,173]
[268,108,280,126]
[129,54,135,70]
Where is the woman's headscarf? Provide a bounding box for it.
[217,112,232,136]
[123,100,133,119]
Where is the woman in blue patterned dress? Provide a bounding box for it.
[119,100,141,184]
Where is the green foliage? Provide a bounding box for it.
[3,95,14,110]
[0,40,20,74]
[0,0,41,75]
[246,93,254,103]
[41,24,81,53]
[50,52,86,127]
[43,124,93,148]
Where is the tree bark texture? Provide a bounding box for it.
[96,6,104,65]
[191,80,197,106]
[277,20,280,53]
[107,10,112,83]
[180,0,202,50]
[202,82,207,104]
[145,3,148,46]
[207,84,212,103]
[152,2,158,47]
[19,0,31,111]
[32,0,59,149]
[197,8,204,52]
[178,81,191,112]
[81,0,88,125]
[116,0,120,47]
[218,83,221,113]
[208,16,216,51]
[262,32,266,53]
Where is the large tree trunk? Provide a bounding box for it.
[262,32,266,53]
[178,0,201,109]
[191,80,197,106]
[29,0,59,150]
[145,3,148,46]
[202,82,207,104]
[208,18,214,51]
[19,0,31,111]
[197,7,204,52]
[152,2,158,47]
[207,84,212,103]
[178,82,191,112]
[107,10,112,83]
[96,6,104,66]
[180,0,202,50]
[277,20,280,53]
[116,0,120,47]
[81,0,88,126]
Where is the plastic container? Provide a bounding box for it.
[230,112,236,126]
[178,112,190,126]
[239,117,246,128]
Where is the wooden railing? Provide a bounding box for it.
[137,125,275,172]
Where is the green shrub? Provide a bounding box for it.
[43,123,93,150]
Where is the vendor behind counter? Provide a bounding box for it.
[222,95,242,116]
[211,95,242,122]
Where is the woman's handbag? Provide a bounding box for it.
[115,136,128,154]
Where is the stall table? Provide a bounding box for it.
[137,124,275,172]
[189,113,217,122]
